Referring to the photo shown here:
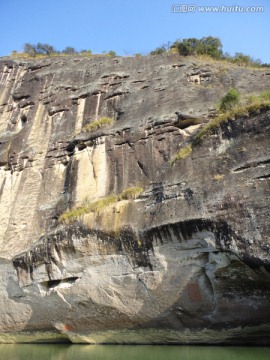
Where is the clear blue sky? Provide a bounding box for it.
[0,0,269,62]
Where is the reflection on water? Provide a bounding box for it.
[0,344,270,360]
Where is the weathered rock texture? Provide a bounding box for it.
[0,54,270,344]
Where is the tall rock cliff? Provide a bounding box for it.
[0,54,270,344]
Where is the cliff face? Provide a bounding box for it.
[0,54,270,344]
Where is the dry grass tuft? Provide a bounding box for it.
[170,144,192,165]
[82,117,114,132]
[59,187,143,224]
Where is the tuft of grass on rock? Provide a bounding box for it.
[120,187,143,200]
[219,88,240,112]
[82,117,114,132]
[59,187,143,224]
[170,144,192,165]
[214,174,225,181]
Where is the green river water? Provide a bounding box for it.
[0,345,270,360]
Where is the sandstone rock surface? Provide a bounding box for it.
[0,54,270,344]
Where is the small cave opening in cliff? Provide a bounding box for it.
[21,114,27,123]
[19,114,28,129]
[41,279,61,290]
[40,276,80,291]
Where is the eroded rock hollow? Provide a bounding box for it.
[0,54,270,344]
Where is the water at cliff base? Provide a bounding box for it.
[1,345,270,360]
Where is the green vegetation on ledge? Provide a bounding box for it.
[59,187,143,224]
[171,89,270,165]
[219,88,240,112]
[195,89,270,143]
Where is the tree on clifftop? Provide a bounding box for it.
[171,36,223,59]
[172,38,200,56]
[36,42,56,55]
[23,42,56,56]
[23,43,37,57]
[196,36,223,59]
[62,47,77,54]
